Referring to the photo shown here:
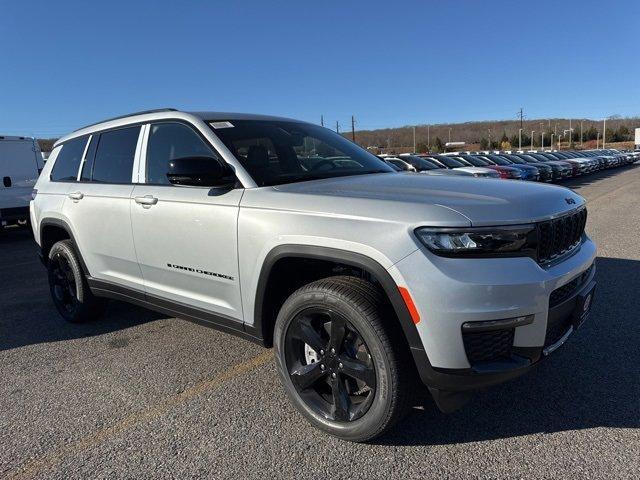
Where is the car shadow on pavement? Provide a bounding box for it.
[562,163,639,189]
[376,256,640,446]
[0,300,164,352]
[0,228,163,351]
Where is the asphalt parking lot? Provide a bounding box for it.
[1,166,639,479]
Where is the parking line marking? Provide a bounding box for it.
[6,350,273,480]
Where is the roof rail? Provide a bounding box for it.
[74,108,178,132]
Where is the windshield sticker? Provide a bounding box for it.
[209,121,234,129]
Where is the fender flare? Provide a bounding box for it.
[39,218,91,276]
[252,244,423,351]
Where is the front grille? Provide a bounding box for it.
[537,208,587,264]
[462,329,514,364]
[549,265,594,308]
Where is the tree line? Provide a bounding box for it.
[348,117,639,153]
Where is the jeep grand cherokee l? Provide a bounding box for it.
[31,109,597,442]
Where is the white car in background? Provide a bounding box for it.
[0,135,44,228]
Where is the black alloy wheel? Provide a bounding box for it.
[47,239,107,323]
[49,250,79,316]
[285,307,377,422]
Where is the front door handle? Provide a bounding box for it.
[134,195,158,207]
[68,191,84,201]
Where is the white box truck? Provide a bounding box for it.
[0,135,44,228]
[635,127,640,149]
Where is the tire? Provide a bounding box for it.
[47,239,107,323]
[274,275,412,442]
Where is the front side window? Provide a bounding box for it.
[146,122,219,185]
[92,126,140,183]
[50,136,88,181]
[208,120,394,186]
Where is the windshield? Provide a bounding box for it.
[486,155,511,165]
[400,155,439,170]
[432,155,465,168]
[207,119,394,186]
[460,155,489,167]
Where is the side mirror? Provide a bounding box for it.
[166,156,235,187]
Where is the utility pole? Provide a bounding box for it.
[596,132,600,149]
[540,122,545,150]
[518,128,523,150]
[569,119,572,148]
[320,115,324,127]
[335,121,339,134]
[551,133,555,149]
[531,131,535,150]
[351,115,356,142]
[448,127,452,144]
[602,118,606,148]
[541,131,545,150]
[412,126,416,152]
[580,120,583,147]
[518,107,524,131]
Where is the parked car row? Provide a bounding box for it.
[380,148,638,182]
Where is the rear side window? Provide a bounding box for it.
[92,126,140,184]
[50,136,88,181]
[146,122,219,185]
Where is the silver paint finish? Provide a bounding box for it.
[34,109,596,371]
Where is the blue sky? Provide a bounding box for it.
[1,0,638,137]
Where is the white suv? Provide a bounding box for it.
[31,109,597,441]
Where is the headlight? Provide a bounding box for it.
[415,225,537,258]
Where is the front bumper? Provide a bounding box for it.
[388,235,597,403]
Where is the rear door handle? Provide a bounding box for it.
[134,195,158,207]
[68,191,84,201]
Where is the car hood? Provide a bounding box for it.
[269,173,585,226]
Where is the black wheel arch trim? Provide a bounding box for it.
[251,244,427,374]
[39,218,91,276]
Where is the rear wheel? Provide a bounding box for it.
[47,239,107,323]
[274,276,411,442]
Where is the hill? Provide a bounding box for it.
[346,116,640,153]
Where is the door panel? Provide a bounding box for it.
[130,185,244,319]
[63,183,142,288]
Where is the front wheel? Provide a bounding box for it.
[274,276,412,442]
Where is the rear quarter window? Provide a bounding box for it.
[50,136,88,181]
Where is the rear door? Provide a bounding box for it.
[62,126,144,290]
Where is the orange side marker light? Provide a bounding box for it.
[398,286,421,325]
